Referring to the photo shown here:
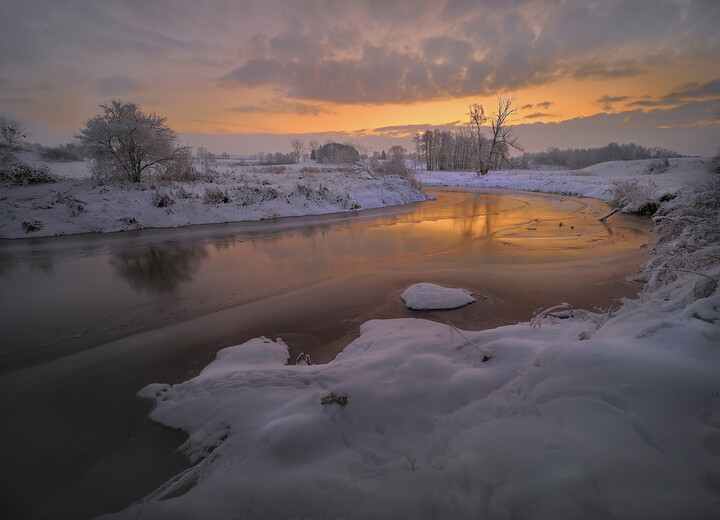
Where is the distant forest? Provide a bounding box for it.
[514,142,684,170]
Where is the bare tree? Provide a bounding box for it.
[487,95,523,171]
[290,138,305,163]
[75,100,190,182]
[0,116,28,149]
[348,142,377,177]
[466,96,522,175]
[467,103,487,175]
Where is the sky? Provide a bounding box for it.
[1,0,719,156]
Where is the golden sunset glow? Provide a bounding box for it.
[1,1,718,155]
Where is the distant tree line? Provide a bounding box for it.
[515,142,684,170]
[415,96,522,174]
[414,129,512,172]
[257,151,296,165]
[315,142,360,164]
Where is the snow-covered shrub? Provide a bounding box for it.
[157,153,200,183]
[21,219,44,233]
[645,177,720,298]
[175,185,194,199]
[643,158,670,175]
[606,179,658,214]
[0,151,56,185]
[381,155,408,177]
[236,186,278,206]
[203,186,230,204]
[295,182,313,199]
[53,192,86,216]
[150,190,175,208]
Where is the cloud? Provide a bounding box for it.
[219,43,492,104]
[523,112,553,119]
[367,121,464,138]
[622,79,720,110]
[595,95,632,111]
[662,78,720,103]
[95,74,145,96]
[227,98,329,116]
[535,101,553,109]
[514,98,720,156]
[215,1,718,105]
[625,99,663,108]
[571,62,645,80]
[521,104,534,110]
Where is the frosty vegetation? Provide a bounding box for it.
[75,100,192,183]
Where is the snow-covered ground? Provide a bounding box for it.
[0,154,426,239]
[417,157,710,212]
[96,157,720,519]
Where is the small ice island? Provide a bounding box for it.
[400,283,476,310]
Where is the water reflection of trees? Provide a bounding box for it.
[0,251,54,276]
[110,244,209,293]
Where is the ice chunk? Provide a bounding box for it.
[400,283,476,310]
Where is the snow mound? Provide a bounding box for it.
[401,282,476,310]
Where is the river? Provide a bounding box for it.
[0,188,652,519]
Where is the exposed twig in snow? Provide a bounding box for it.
[531,302,618,330]
[598,207,620,222]
[448,321,491,362]
[644,267,717,283]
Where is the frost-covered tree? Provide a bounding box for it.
[0,116,28,149]
[75,100,190,182]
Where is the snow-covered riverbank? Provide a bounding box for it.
[0,154,426,239]
[100,158,720,519]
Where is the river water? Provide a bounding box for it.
[0,188,652,519]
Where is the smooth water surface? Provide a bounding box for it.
[0,188,652,519]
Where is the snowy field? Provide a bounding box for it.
[0,153,426,239]
[417,157,711,211]
[91,157,720,519]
